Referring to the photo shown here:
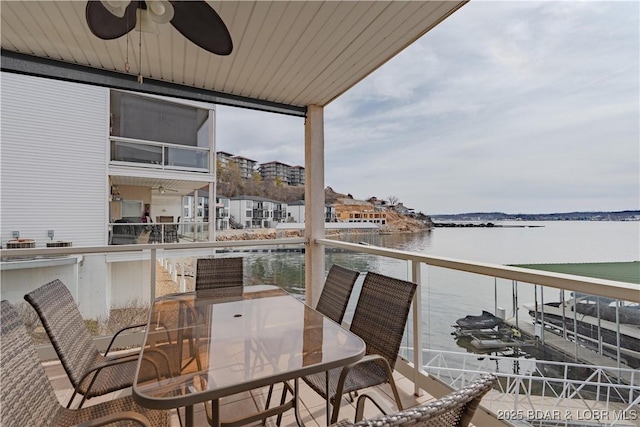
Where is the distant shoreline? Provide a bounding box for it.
[434,222,544,228]
[431,210,639,222]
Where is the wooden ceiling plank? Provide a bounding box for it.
[222,1,275,94]
[302,2,452,105]
[238,2,295,98]
[200,1,239,91]
[1,0,466,110]
[272,1,387,105]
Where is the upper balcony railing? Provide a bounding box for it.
[109,220,213,244]
[110,136,209,172]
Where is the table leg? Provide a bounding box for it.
[325,371,331,424]
[211,399,221,427]
[293,378,306,427]
[185,405,194,427]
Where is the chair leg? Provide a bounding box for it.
[66,391,78,409]
[385,373,403,411]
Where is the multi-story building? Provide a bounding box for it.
[259,161,292,184]
[216,152,258,179]
[216,151,235,169]
[289,165,305,186]
[336,210,387,225]
[1,72,217,317]
[229,196,288,229]
[232,155,258,179]
[183,190,231,230]
[286,200,336,223]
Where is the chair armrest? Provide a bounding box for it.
[75,354,162,400]
[74,411,152,427]
[104,323,146,355]
[355,392,394,422]
[330,354,397,423]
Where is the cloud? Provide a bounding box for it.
[217,1,639,214]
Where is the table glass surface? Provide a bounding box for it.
[133,285,365,407]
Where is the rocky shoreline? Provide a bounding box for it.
[215,224,430,241]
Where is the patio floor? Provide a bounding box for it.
[44,359,437,426]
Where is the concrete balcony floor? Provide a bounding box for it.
[44,359,437,426]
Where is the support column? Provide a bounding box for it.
[304,105,325,307]
[210,109,217,242]
[192,189,198,240]
[209,183,215,242]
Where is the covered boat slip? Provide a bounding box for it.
[513,261,640,285]
[515,261,640,372]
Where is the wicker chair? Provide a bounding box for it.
[315,264,360,325]
[0,300,169,427]
[195,257,244,290]
[24,279,173,408]
[266,264,360,422]
[337,373,498,427]
[302,272,418,424]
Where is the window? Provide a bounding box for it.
[110,91,212,171]
[111,92,209,147]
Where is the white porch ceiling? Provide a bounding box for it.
[110,175,210,195]
[1,1,466,112]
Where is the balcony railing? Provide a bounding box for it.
[110,136,209,172]
[1,237,638,426]
[109,221,212,244]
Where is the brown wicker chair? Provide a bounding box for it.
[302,272,418,424]
[0,300,169,427]
[265,264,360,422]
[24,279,173,408]
[315,264,360,325]
[338,373,498,427]
[195,257,244,290]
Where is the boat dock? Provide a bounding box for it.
[504,319,638,385]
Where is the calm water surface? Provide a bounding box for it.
[244,221,639,357]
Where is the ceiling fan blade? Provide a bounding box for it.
[85,1,137,40]
[169,1,233,55]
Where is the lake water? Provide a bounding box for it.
[243,221,639,357]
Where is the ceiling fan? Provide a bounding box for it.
[153,186,178,194]
[85,1,233,56]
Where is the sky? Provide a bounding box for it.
[215,1,639,215]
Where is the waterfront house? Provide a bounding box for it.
[1,74,219,317]
[393,203,415,216]
[229,195,288,229]
[287,200,336,223]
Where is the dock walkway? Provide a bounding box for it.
[506,320,637,385]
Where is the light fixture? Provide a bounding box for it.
[100,0,130,18]
[159,186,166,194]
[146,0,174,24]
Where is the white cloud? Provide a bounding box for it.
[216,1,639,214]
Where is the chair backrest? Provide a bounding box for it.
[195,257,244,291]
[24,279,101,389]
[350,272,417,370]
[349,373,498,427]
[1,300,61,426]
[315,264,359,324]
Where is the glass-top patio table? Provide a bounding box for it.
[133,285,366,427]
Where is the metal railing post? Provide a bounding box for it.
[411,260,423,396]
[150,248,156,302]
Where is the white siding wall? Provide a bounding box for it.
[289,205,305,223]
[229,200,243,226]
[1,72,108,248]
